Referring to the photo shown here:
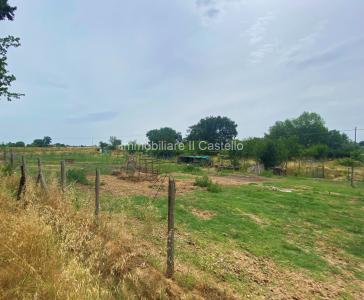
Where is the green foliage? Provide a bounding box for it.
[66,168,89,185]
[0,36,24,101]
[194,175,210,187]
[30,136,52,147]
[0,0,17,21]
[1,163,13,175]
[267,112,351,157]
[1,2,23,101]
[257,139,286,169]
[194,175,222,192]
[186,116,237,145]
[305,144,328,160]
[206,182,222,193]
[109,136,121,150]
[6,141,25,147]
[146,127,182,157]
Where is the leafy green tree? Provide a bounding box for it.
[109,136,121,150]
[1,1,23,101]
[99,141,108,152]
[0,0,16,20]
[187,116,237,145]
[31,139,44,147]
[146,127,182,157]
[305,144,329,161]
[268,112,329,147]
[7,141,24,147]
[257,139,287,169]
[30,136,52,147]
[42,136,52,146]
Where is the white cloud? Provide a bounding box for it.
[280,20,328,64]
[246,12,276,45]
[249,42,277,64]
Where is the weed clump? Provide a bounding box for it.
[207,182,222,193]
[194,175,222,192]
[194,175,210,187]
[66,168,89,185]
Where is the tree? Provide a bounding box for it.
[1,1,23,101]
[359,141,364,147]
[187,116,237,145]
[146,127,182,157]
[305,144,328,161]
[30,136,52,147]
[268,112,329,147]
[42,136,52,146]
[109,136,121,150]
[0,0,16,21]
[99,141,108,152]
[257,139,286,169]
[7,141,24,147]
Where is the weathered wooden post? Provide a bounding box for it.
[95,168,100,216]
[21,156,26,175]
[351,165,354,187]
[60,160,66,192]
[3,149,6,163]
[36,158,48,192]
[10,150,14,169]
[166,176,176,278]
[16,165,26,200]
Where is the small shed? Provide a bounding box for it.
[177,155,211,166]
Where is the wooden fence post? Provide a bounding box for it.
[3,149,6,163]
[351,165,354,187]
[166,176,176,278]
[16,165,26,200]
[95,168,100,216]
[10,150,14,169]
[36,158,48,192]
[60,160,66,192]
[21,156,26,175]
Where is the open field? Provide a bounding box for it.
[1,148,364,299]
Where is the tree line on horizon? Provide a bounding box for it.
[130,112,363,169]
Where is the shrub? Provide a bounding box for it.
[194,175,222,193]
[194,175,210,187]
[207,182,222,193]
[66,168,89,185]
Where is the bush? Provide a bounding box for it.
[194,175,222,193]
[66,169,89,185]
[207,182,222,193]
[194,175,210,187]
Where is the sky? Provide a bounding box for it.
[1,0,363,145]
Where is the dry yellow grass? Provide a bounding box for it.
[0,174,235,299]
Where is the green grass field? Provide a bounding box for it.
[100,176,364,297]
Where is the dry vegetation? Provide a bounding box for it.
[0,175,238,299]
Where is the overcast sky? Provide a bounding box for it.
[1,0,363,145]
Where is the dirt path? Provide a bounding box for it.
[89,173,270,199]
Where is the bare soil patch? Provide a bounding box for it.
[209,174,268,186]
[191,208,216,220]
[89,175,197,198]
